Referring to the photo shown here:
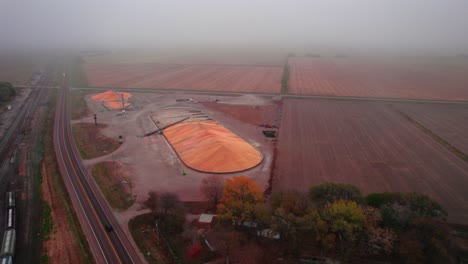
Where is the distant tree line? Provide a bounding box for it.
[143,176,455,263]
[0,82,16,102]
[210,177,453,263]
[281,64,290,93]
[280,52,295,93]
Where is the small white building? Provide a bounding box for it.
[198,214,216,224]
[257,229,280,239]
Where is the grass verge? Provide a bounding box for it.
[28,88,53,263]
[40,202,53,241]
[128,213,167,264]
[281,63,290,94]
[52,63,64,86]
[41,89,94,263]
[70,89,91,120]
[69,56,89,88]
[71,123,120,159]
[91,161,134,210]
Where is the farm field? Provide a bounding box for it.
[274,98,468,224]
[84,63,282,93]
[83,48,287,66]
[395,102,468,154]
[201,103,279,126]
[288,57,468,101]
[0,54,45,84]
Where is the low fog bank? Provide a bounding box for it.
[1,1,468,57]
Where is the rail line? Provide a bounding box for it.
[0,64,54,165]
[0,63,56,263]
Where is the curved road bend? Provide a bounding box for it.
[54,71,141,263]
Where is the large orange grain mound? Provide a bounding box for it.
[104,101,132,109]
[91,90,132,101]
[163,121,262,173]
[91,90,132,109]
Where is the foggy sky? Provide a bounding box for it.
[1,0,468,54]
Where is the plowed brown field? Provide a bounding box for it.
[288,57,468,101]
[395,102,468,154]
[274,99,468,224]
[84,63,282,93]
[201,103,278,126]
[0,55,45,84]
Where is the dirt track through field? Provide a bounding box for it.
[394,103,468,155]
[274,98,468,224]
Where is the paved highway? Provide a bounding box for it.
[54,69,141,263]
[18,84,468,105]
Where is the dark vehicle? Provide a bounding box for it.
[262,130,276,138]
[104,224,113,232]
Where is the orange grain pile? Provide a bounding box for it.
[163,121,262,173]
[92,90,132,101]
[91,90,132,109]
[104,101,132,109]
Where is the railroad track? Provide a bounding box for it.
[0,64,54,164]
[54,68,141,263]
[0,62,56,263]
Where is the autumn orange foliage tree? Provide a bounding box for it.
[217,176,264,224]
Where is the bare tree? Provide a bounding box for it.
[160,192,181,215]
[159,192,185,234]
[143,191,159,214]
[200,175,225,210]
[144,191,185,234]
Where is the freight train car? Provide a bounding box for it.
[5,209,14,230]
[0,255,12,264]
[6,193,15,209]
[0,229,15,257]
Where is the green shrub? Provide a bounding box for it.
[366,192,392,207]
[309,183,363,205]
[0,82,16,101]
